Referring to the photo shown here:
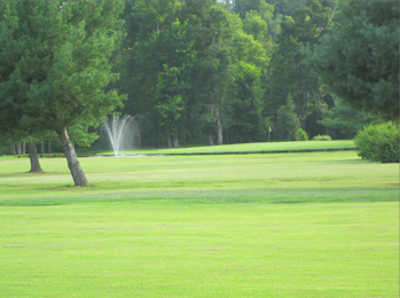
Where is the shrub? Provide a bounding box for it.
[312,134,332,141]
[354,122,400,163]
[296,128,309,141]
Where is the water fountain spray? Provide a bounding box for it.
[104,115,133,156]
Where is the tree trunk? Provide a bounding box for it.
[208,134,214,145]
[167,131,173,148]
[215,105,223,145]
[41,141,45,154]
[16,143,22,155]
[57,127,88,186]
[173,135,179,148]
[48,141,52,153]
[22,141,26,154]
[27,143,43,173]
[11,144,16,155]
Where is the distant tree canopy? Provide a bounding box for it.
[2,0,395,161]
[313,0,400,120]
[121,0,272,146]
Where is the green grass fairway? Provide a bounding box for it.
[0,151,398,297]
[102,139,355,155]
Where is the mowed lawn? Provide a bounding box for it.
[0,151,398,297]
[106,139,355,155]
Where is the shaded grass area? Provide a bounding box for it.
[0,151,398,297]
[0,152,396,206]
[0,187,397,207]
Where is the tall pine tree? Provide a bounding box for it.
[0,0,125,186]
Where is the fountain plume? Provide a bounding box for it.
[104,114,134,156]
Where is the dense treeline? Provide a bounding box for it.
[117,0,381,148]
[120,0,328,147]
[0,0,383,151]
[1,0,398,184]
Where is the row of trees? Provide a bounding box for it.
[0,0,398,185]
[119,0,396,147]
[121,0,338,147]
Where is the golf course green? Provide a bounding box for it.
[0,147,398,297]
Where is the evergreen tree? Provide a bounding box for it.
[0,0,125,185]
[313,0,399,120]
[265,0,336,137]
[319,98,373,139]
[274,93,301,140]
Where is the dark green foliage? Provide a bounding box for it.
[266,0,336,137]
[273,94,300,141]
[313,0,400,120]
[121,0,353,147]
[122,0,207,146]
[0,0,125,184]
[0,0,125,134]
[123,0,270,146]
[0,0,125,131]
[224,17,270,143]
[355,122,400,163]
[4,0,394,153]
[319,98,372,139]
[264,0,309,17]
[225,61,265,143]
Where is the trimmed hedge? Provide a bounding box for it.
[354,122,399,163]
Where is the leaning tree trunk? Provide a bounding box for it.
[27,143,43,173]
[57,127,88,186]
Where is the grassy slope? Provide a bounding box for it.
[101,140,355,155]
[0,151,398,297]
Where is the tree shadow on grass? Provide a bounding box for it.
[0,172,32,178]
[0,171,65,178]
[0,187,397,207]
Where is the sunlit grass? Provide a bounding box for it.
[98,139,355,155]
[0,150,398,297]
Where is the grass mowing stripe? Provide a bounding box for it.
[97,139,355,155]
[0,150,398,297]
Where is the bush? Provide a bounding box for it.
[312,134,332,141]
[354,122,400,163]
[296,128,309,141]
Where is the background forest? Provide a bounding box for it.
[1,0,397,155]
[118,0,368,148]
